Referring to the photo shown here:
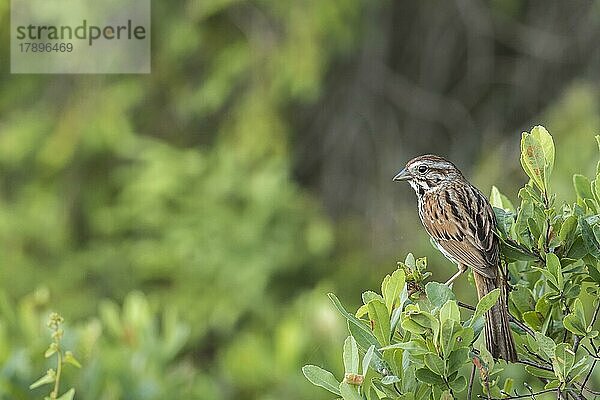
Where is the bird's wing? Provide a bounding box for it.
[420,182,498,279]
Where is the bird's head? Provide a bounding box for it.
[393,155,463,194]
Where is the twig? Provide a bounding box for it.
[457,301,535,337]
[523,344,552,365]
[517,359,554,372]
[575,381,600,396]
[468,363,476,400]
[580,359,598,396]
[480,388,555,399]
[590,299,600,329]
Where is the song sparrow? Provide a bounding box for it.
[393,155,517,362]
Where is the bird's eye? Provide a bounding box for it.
[417,165,428,173]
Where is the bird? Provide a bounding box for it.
[393,154,517,362]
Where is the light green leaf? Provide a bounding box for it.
[380,375,401,385]
[563,298,587,336]
[523,311,543,331]
[535,332,556,359]
[362,345,375,376]
[520,126,555,192]
[29,369,56,389]
[302,365,342,395]
[574,174,594,201]
[424,353,445,376]
[559,215,578,244]
[471,289,500,325]
[439,300,460,324]
[339,382,363,400]
[44,343,58,358]
[415,368,444,385]
[490,186,515,211]
[449,375,467,392]
[56,389,75,400]
[545,253,563,290]
[383,269,405,313]
[425,282,455,309]
[63,351,81,368]
[580,218,600,259]
[552,343,575,383]
[440,320,460,357]
[368,300,391,346]
[447,347,469,375]
[440,390,454,400]
[362,291,383,305]
[525,365,557,379]
[343,336,359,374]
[329,294,379,349]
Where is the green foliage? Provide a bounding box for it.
[0,1,366,398]
[303,127,600,399]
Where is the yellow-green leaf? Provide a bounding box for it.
[520,126,554,192]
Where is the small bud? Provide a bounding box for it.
[344,373,364,385]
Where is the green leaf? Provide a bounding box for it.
[493,207,514,236]
[449,375,467,392]
[574,174,594,201]
[415,368,444,386]
[423,353,445,376]
[440,390,454,400]
[29,369,56,389]
[447,347,469,375]
[343,336,360,374]
[534,332,556,359]
[552,343,575,383]
[368,300,391,346]
[425,282,455,309]
[525,365,557,379]
[339,382,363,400]
[383,269,405,313]
[56,389,75,400]
[63,351,81,368]
[362,291,383,305]
[545,253,564,290]
[402,306,439,340]
[302,365,342,396]
[471,289,500,324]
[329,294,380,349]
[440,320,460,357]
[439,300,460,324]
[523,311,544,331]
[380,375,401,385]
[559,215,578,244]
[563,298,587,336]
[499,238,537,262]
[44,343,58,358]
[362,345,375,376]
[490,186,515,211]
[580,218,600,259]
[520,126,555,192]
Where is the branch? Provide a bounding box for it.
[457,302,535,338]
[481,388,555,399]
[468,363,476,400]
[517,359,554,372]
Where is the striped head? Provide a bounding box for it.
[393,155,463,195]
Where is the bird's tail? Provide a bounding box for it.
[472,271,517,362]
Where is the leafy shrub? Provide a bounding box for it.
[304,126,600,399]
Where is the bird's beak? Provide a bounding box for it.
[393,168,411,181]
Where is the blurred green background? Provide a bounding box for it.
[1,1,600,399]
